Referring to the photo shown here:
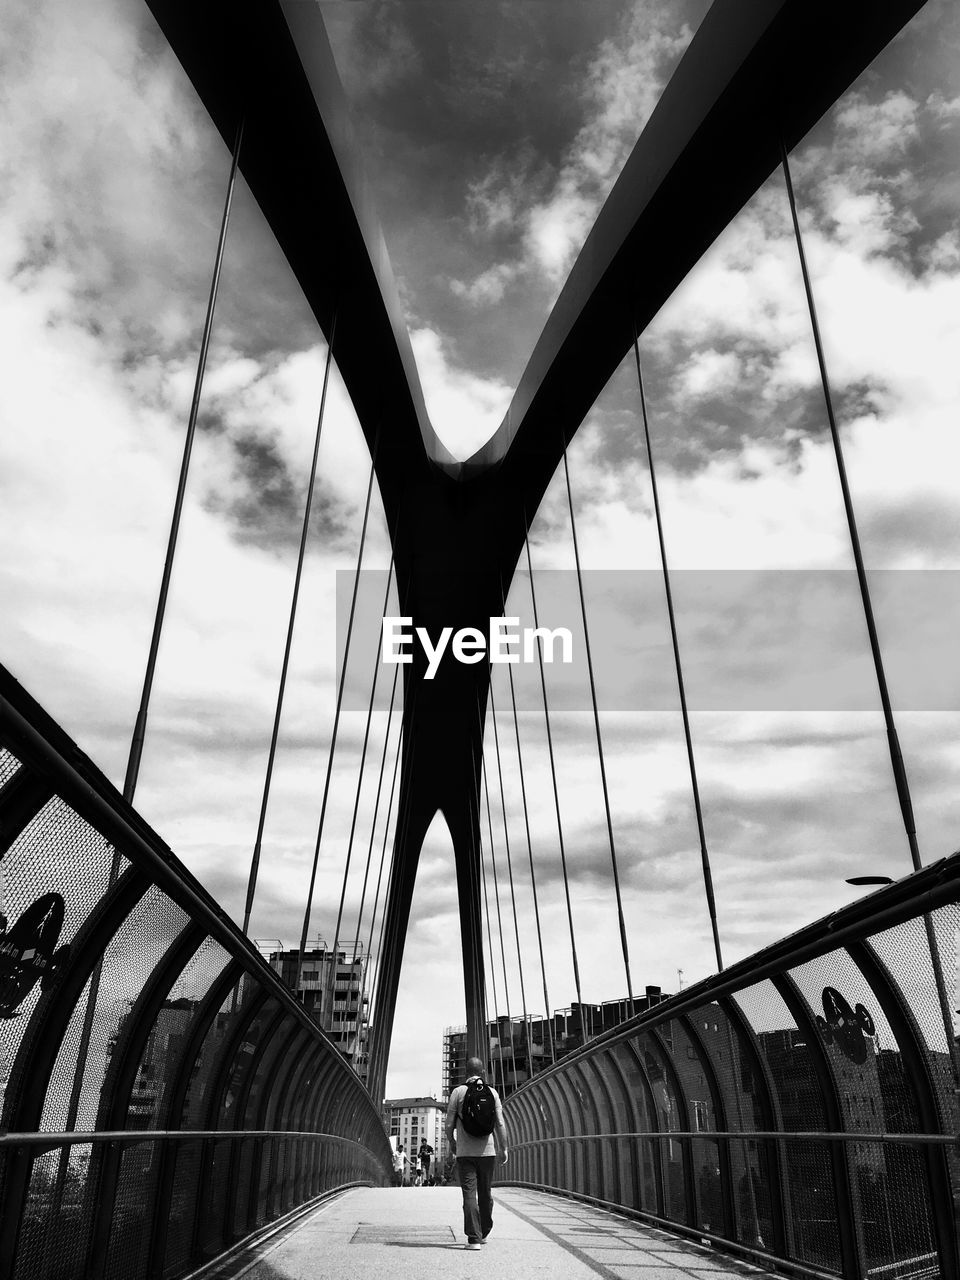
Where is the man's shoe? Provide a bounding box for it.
[464,1240,482,1251]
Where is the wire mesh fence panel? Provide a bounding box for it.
[256,1138,275,1225]
[274,1137,289,1215]
[215,1000,282,1129]
[288,1136,305,1208]
[307,1137,322,1200]
[727,1137,775,1252]
[689,1000,768,1131]
[579,1055,620,1203]
[634,1034,687,1223]
[0,747,21,787]
[1,797,119,1095]
[779,1138,842,1275]
[554,1070,586,1192]
[231,1137,257,1238]
[788,946,919,1135]
[239,1015,297,1131]
[635,1136,659,1212]
[691,1135,723,1235]
[41,886,189,1133]
[733,980,829,1130]
[162,1138,203,1276]
[177,980,244,1130]
[104,1140,161,1280]
[13,1144,93,1280]
[2,796,118,949]
[855,1139,939,1280]
[36,974,93,1132]
[197,1137,232,1259]
[125,940,232,1131]
[871,908,960,1140]
[660,1017,719,1134]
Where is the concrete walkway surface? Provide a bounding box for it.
[199,1185,779,1280]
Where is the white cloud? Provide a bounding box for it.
[927,91,960,119]
[835,90,920,158]
[410,326,512,459]
[450,263,519,306]
[679,348,742,397]
[520,10,695,285]
[452,3,697,297]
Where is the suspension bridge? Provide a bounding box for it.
[2,1,958,1278]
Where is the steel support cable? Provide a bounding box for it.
[59,124,245,1193]
[504,645,556,1066]
[297,440,379,989]
[367,746,426,1104]
[628,339,756,1232]
[465,701,504,1090]
[780,138,960,1088]
[463,754,493,1075]
[780,141,919,871]
[476,775,507,1097]
[499,599,560,1070]
[561,445,635,1015]
[327,553,397,1020]
[479,724,517,1083]
[349,659,400,971]
[466,732,489,1056]
[124,118,245,806]
[243,313,338,936]
[361,558,419,1089]
[366,700,423,1094]
[467,698,503,1090]
[355,710,403,1077]
[368,704,420,1013]
[477,696,514,1046]
[488,677,532,1072]
[632,330,724,974]
[524,529,584,1011]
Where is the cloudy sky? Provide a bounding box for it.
[2,0,960,1099]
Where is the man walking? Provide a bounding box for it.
[417,1138,434,1186]
[445,1056,508,1250]
[392,1142,407,1187]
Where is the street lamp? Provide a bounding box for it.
[845,876,894,886]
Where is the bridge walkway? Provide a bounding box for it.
[201,1184,778,1280]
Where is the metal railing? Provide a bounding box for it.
[6,656,960,1280]
[501,850,960,1280]
[0,665,391,1280]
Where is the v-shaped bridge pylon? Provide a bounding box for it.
[144,0,928,1098]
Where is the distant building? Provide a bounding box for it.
[268,939,370,1083]
[443,986,670,1099]
[442,1026,468,1100]
[383,1096,447,1174]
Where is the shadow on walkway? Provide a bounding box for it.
[202,1185,778,1280]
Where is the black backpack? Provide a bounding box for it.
[460,1078,497,1136]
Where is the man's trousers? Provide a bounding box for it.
[456,1155,496,1240]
